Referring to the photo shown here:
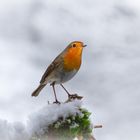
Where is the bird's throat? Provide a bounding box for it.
[63,48,82,71]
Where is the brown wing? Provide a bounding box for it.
[40,55,63,84]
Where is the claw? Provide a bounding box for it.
[68,94,83,100]
[53,100,61,104]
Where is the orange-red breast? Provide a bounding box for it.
[32,41,86,103]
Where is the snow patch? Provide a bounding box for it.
[0,100,82,140]
[28,100,82,136]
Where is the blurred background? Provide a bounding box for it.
[0,0,140,139]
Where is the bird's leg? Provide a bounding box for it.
[60,84,83,100]
[51,83,61,104]
[60,84,71,96]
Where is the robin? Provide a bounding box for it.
[32,41,86,103]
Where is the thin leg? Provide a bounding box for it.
[52,83,60,104]
[60,84,83,100]
[60,84,71,96]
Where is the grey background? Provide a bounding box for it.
[0,0,140,139]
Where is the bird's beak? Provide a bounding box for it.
[83,45,87,47]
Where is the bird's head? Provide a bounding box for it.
[65,41,86,56]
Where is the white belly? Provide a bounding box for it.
[61,69,78,83]
[46,69,78,85]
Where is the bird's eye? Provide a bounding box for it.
[72,44,76,48]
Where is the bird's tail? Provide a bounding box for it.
[31,84,46,97]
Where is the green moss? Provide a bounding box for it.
[47,108,93,140]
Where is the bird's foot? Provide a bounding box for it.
[68,94,83,100]
[53,100,61,104]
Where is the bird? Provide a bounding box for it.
[31,41,86,103]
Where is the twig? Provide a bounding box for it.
[94,125,103,128]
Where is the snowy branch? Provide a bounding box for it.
[0,100,96,140]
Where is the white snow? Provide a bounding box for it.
[0,100,82,140]
[28,100,82,136]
